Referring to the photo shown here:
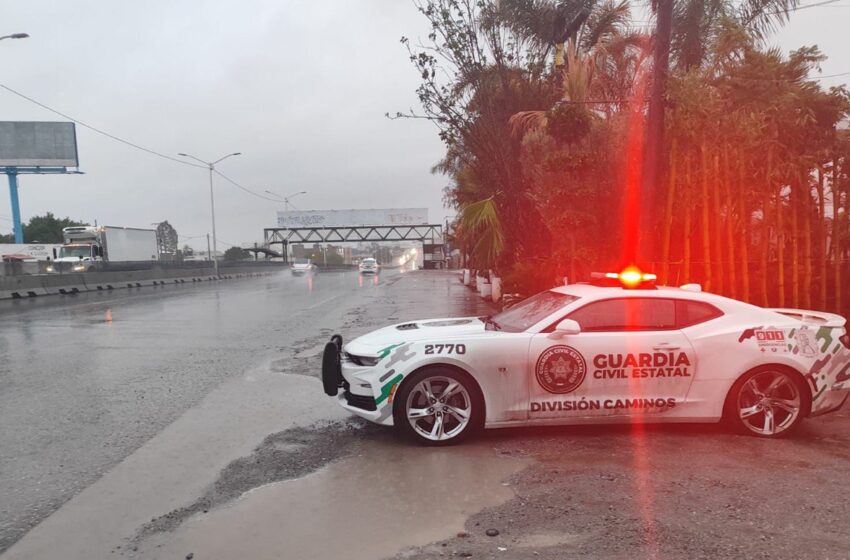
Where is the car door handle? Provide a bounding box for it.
[652,344,680,351]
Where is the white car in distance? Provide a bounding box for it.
[291,258,316,276]
[359,258,379,274]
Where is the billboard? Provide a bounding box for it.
[0,121,79,167]
[0,243,62,261]
[277,208,429,228]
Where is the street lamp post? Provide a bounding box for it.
[177,151,241,276]
[265,190,306,212]
[266,191,307,260]
[265,190,306,261]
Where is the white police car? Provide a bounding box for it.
[321,269,850,445]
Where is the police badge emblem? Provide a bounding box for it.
[535,345,587,394]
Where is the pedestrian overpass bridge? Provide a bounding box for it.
[263,224,444,264]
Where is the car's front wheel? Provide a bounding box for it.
[725,367,808,438]
[393,368,484,446]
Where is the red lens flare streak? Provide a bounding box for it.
[621,69,649,268]
[621,67,659,555]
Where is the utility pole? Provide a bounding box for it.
[640,0,674,267]
[206,233,211,263]
[177,151,241,276]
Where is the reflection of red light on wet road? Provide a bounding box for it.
[358,275,363,287]
[104,309,113,323]
[373,275,378,286]
[307,277,313,292]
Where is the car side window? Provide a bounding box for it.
[566,298,677,332]
[676,300,723,328]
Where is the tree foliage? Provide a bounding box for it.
[223,246,251,261]
[406,0,850,315]
[0,212,86,243]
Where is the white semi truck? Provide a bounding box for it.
[49,226,159,272]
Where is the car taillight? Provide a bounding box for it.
[840,333,850,350]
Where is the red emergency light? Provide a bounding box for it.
[591,266,657,289]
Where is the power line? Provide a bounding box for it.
[214,237,241,248]
[213,170,282,202]
[717,70,850,83]
[0,82,206,169]
[812,71,850,79]
[769,0,845,12]
[0,82,289,205]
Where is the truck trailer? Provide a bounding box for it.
[49,226,159,272]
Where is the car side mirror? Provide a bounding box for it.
[553,319,581,337]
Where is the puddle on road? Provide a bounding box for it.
[145,439,528,560]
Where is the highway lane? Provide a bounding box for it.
[0,268,415,553]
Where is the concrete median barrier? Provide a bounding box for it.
[0,275,48,299]
[0,264,285,301]
[41,273,90,296]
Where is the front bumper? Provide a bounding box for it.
[322,335,397,426]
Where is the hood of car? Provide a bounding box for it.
[345,317,486,354]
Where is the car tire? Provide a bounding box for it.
[724,366,808,438]
[393,367,484,446]
[321,341,343,396]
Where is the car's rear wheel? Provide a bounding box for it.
[725,367,807,438]
[393,368,484,446]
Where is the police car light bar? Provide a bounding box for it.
[590,267,657,289]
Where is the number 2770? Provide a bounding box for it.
[424,344,466,355]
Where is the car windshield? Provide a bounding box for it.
[59,246,91,259]
[486,291,579,332]
[293,259,310,265]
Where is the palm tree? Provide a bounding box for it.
[455,197,504,268]
[670,0,801,71]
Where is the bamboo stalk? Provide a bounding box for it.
[777,181,785,308]
[834,155,843,312]
[723,144,737,299]
[701,143,712,291]
[791,180,800,308]
[713,152,725,294]
[661,138,677,285]
[738,156,750,302]
[803,178,813,310]
[761,147,773,307]
[817,165,827,309]
[684,154,692,282]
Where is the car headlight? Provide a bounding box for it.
[73,265,86,271]
[45,266,55,272]
[345,353,380,367]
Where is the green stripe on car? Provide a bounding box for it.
[376,374,403,405]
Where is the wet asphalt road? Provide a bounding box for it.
[0,267,489,553]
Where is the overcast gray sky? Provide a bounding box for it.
[1,1,848,249]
